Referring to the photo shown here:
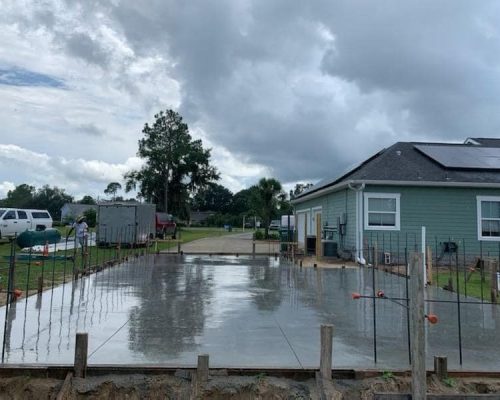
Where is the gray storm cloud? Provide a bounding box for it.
[2,0,500,192]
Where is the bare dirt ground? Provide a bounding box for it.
[1,372,500,399]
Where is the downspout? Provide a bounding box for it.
[348,181,366,264]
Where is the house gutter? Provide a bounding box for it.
[291,180,500,204]
[347,182,365,265]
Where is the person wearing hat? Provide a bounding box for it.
[67,215,89,254]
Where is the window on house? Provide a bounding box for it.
[477,196,500,240]
[364,193,400,230]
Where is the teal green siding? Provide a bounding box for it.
[363,185,500,257]
[294,189,356,254]
[296,185,500,260]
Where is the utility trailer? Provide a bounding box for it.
[97,203,155,246]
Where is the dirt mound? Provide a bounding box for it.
[1,372,500,399]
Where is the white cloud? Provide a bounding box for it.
[0,181,15,198]
[0,144,142,197]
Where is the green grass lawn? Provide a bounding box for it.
[0,227,242,299]
[432,268,495,300]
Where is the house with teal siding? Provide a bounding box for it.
[291,138,500,264]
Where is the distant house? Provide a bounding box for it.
[60,203,98,223]
[190,211,215,225]
[292,137,500,262]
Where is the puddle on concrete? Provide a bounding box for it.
[0,254,499,370]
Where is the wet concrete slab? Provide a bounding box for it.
[0,255,499,370]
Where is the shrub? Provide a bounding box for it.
[266,232,279,240]
[253,230,264,240]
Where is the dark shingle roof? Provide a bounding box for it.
[468,138,500,147]
[295,139,500,200]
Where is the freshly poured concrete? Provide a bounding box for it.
[1,255,499,370]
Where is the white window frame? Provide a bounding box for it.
[477,196,500,241]
[364,192,400,231]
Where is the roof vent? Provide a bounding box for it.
[396,151,401,156]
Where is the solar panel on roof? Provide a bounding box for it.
[414,145,500,169]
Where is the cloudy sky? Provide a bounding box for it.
[1,1,499,200]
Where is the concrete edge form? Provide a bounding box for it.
[0,365,499,381]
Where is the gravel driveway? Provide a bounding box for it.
[177,232,280,254]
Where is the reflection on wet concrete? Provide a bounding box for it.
[0,255,499,370]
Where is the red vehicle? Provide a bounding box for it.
[155,213,177,239]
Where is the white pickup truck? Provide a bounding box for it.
[0,208,53,238]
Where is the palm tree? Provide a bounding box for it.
[252,178,283,238]
[104,182,122,201]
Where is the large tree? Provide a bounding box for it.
[32,185,73,220]
[191,183,233,213]
[104,182,122,201]
[230,187,259,215]
[0,184,35,208]
[251,178,283,238]
[78,195,96,205]
[289,182,314,199]
[125,109,219,218]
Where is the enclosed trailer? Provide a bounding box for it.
[97,203,155,245]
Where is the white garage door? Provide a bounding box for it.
[297,212,308,249]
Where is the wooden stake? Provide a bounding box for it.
[37,276,43,294]
[316,214,322,259]
[409,252,426,399]
[74,333,88,378]
[426,246,433,285]
[320,324,333,381]
[197,354,209,384]
[434,356,448,380]
[490,259,498,304]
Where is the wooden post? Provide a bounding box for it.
[409,252,426,399]
[177,240,181,254]
[197,354,209,384]
[320,324,333,381]
[434,356,448,380]
[490,259,498,304]
[316,214,322,259]
[426,246,433,285]
[74,333,88,378]
[37,276,43,294]
[252,242,256,258]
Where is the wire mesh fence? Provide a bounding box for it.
[359,231,500,367]
[0,225,156,362]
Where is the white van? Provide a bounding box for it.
[0,208,53,238]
